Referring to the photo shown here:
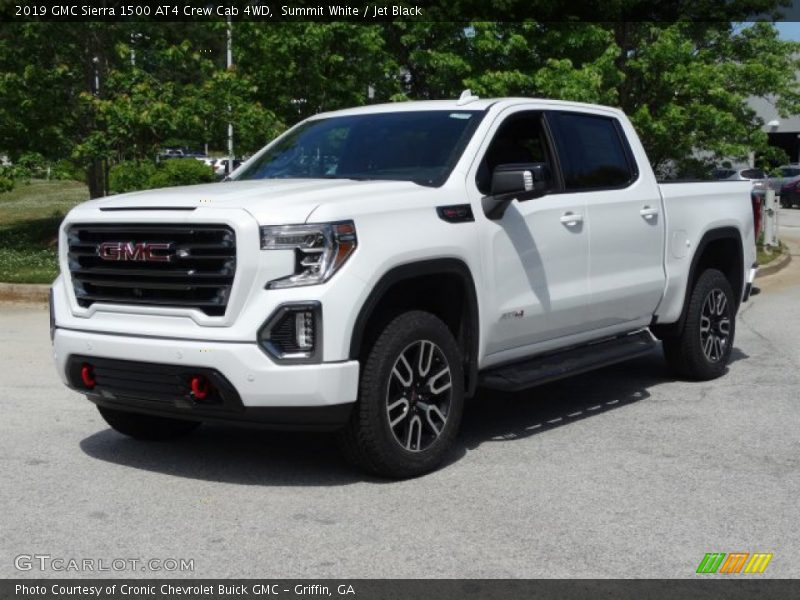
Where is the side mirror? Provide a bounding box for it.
[483,163,552,220]
[490,163,551,196]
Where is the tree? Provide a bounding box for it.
[0,22,279,197]
[381,20,800,176]
[2,13,799,194]
[462,22,621,104]
[235,23,398,123]
[611,21,800,174]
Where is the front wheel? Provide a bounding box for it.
[338,311,465,478]
[662,268,736,381]
[97,405,201,440]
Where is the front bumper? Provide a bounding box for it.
[53,328,359,430]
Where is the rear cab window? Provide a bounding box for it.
[546,111,638,191]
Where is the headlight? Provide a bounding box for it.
[260,221,357,289]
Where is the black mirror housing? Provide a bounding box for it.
[482,163,553,220]
[490,163,552,196]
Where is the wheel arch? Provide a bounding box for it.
[349,258,480,397]
[653,226,744,338]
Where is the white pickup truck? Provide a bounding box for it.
[51,96,758,477]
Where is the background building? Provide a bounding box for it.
[750,96,800,164]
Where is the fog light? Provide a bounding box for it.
[295,310,315,350]
[258,302,322,363]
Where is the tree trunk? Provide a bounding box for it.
[86,160,104,199]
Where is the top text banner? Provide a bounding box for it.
[2,0,798,22]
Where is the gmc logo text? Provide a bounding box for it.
[97,242,172,262]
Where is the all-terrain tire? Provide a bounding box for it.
[662,268,736,381]
[338,310,465,479]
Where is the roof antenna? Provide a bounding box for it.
[457,89,479,105]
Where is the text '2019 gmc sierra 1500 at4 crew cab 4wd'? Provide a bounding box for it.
[51,95,758,478]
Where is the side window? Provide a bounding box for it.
[547,112,636,190]
[476,112,551,195]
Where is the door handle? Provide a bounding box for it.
[640,206,659,219]
[560,212,583,227]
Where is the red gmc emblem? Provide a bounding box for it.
[97,241,172,262]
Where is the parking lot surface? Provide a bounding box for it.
[1,211,799,579]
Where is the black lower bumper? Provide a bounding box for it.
[67,355,354,431]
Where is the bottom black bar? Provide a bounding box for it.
[2,580,798,600]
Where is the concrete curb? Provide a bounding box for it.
[756,251,792,279]
[0,282,49,303]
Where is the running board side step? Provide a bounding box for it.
[479,331,656,392]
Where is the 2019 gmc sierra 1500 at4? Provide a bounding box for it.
[51,95,758,478]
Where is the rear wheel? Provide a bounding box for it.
[97,405,201,440]
[338,311,465,478]
[662,268,736,381]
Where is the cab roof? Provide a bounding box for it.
[311,97,625,119]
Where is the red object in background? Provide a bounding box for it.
[80,363,96,389]
[751,194,763,238]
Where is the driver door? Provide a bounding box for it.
[469,109,590,362]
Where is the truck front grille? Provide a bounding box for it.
[67,224,236,316]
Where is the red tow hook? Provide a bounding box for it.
[190,375,210,401]
[80,363,96,389]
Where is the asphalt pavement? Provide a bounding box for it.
[1,210,799,579]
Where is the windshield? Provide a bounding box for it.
[235,110,484,186]
[780,167,800,178]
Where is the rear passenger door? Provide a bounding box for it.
[546,111,665,331]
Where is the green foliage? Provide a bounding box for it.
[109,160,157,193]
[0,163,27,182]
[462,22,621,104]
[16,152,46,172]
[147,158,216,189]
[50,159,85,181]
[0,162,31,191]
[755,145,790,175]
[111,158,215,192]
[1,17,799,189]
[236,23,397,122]
[614,22,800,174]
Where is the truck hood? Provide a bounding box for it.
[83,179,425,224]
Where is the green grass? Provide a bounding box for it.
[0,179,88,283]
[757,241,787,267]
